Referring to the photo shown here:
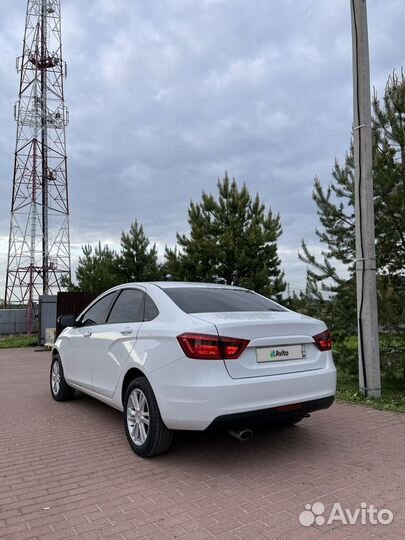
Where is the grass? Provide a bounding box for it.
[332,335,405,413]
[337,372,405,413]
[0,335,38,349]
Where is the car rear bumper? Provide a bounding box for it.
[151,354,337,430]
[209,395,335,429]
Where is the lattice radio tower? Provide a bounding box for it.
[5,0,71,328]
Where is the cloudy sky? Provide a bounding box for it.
[0,0,403,296]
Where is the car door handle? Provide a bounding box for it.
[120,327,133,335]
[83,330,92,338]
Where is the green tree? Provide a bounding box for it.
[116,221,162,282]
[373,72,405,277]
[165,173,286,299]
[300,71,404,295]
[299,70,405,381]
[67,242,120,295]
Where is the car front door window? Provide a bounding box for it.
[81,292,118,326]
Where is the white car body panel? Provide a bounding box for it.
[60,326,93,391]
[151,352,336,430]
[89,323,141,398]
[54,282,336,430]
[190,311,328,378]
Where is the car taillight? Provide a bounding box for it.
[177,333,249,360]
[313,329,332,351]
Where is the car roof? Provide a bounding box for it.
[119,281,246,290]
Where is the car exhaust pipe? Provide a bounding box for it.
[228,428,253,441]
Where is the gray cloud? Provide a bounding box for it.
[0,0,403,296]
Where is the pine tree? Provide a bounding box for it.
[70,242,120,295]
[116,221,162,282]
[372,72,405,278]
[165,173,286,299]
[299,70,405,380]
[300,71,405,311]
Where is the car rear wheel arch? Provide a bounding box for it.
[121,368,146,407]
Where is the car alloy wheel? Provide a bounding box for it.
[50,355,75,401]
[126,388,150,446]
[123,377,173,457]
[51,360,61,396]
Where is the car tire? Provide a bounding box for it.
[50,355,75,401]
[124,377,173,458]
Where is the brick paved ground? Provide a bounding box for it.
[0,348,404,540]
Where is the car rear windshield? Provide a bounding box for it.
[163,287,285,314]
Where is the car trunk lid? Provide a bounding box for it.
[190,311,327,379]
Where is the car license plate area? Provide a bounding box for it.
[256,344,306,363]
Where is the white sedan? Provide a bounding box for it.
[51,282,336,457]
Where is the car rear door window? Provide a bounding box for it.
[107,289,145,324]
[81,292,118,326]
[144,294,159,321]
[162,287,285,313]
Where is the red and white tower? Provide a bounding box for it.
[5,0,71,328]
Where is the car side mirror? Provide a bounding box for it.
[58,314,78,328]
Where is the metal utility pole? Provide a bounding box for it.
[5,0,71,332]
[350,0,381,398]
